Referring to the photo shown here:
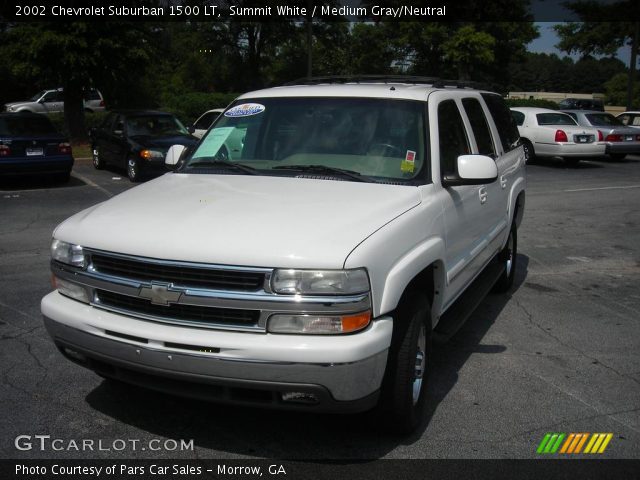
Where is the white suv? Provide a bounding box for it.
[4,88,106,114]
[42,77,525,433]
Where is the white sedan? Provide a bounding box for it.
[510,107,605,165]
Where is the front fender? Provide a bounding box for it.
[344,189,446,318]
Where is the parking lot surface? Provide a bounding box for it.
[1,156,639,459]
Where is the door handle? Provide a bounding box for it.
[479,186,488,204]
[500,175,507,189]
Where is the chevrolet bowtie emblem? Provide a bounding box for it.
[139,283,182,306]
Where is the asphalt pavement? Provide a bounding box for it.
[1,156,639,460]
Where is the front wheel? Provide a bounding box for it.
[493,225,517,293]
[127,157,141,182]
[92,146,105,169]
[376,291,432,434]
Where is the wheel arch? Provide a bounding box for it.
[377,237,447,326]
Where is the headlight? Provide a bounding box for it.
[271,268,369,295]
[268,311,371,335]
[51,239,86,268]
[140,149,164,160]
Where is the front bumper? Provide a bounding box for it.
[42,292,391,412]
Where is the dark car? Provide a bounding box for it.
[557,98,604,112]
[0,113,73,182]
[90,110,198,182]
[561,110,640,160]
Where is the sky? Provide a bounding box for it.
[527,22,632,67]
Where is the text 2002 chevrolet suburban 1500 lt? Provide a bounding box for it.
[42,77,525,433]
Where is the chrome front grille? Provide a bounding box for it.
[52,249,372,333]
[91,253,265,291]
[96,289,260,328]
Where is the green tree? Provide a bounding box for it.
[1,22,157,140]
[555,1,639,108]
[604,72,640,106]
[442,25,496,81]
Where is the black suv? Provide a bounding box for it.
[557,98,604,112]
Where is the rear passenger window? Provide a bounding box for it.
[462,98,495,157]
[438,100,469,176]
[481,93,520,152]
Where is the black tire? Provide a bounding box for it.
[609,153,626,162]
[127,156,141,182]
[521,139,535,164]
[493,224,517,293]
[92,146,105,170]
[376,291,432,434]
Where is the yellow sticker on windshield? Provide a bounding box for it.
[401,150,416,173]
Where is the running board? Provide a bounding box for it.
[433,259,505,343]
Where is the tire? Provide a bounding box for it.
[610,153,626,161]
[493,224,517,293]
[127,156,141,182]
[376,291,432,434]
[92,146,105,169]
[521,139,535,164]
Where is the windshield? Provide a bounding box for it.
[536,113,577,126]
[585,113,624,127]
[126,115,188,137]
[182,97,427,183]
[29,90,47,102]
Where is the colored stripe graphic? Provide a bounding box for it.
[537,433,565,454]
[538,433,613,454]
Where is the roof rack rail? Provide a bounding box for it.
[283,75,483,89]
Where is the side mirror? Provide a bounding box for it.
[442,155,498,187]
[165,144,186,167]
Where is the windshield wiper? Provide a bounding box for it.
[186,160,259,175]
[272,164,372,183]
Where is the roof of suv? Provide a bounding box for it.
[238,83,491,102]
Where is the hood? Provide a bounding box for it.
[55,174,421,269]
[130,135,198,150]
[4,101,32,109]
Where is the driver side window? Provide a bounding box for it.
[438,100,469,177]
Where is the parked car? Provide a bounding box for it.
[557,97,604,111]
[617,111,640,129]
[510,107,605,165]
[0,112,73,182]
[90,110,198,182]
[190,108,225,139]
[43,77,525,433]
[561,110,640,161]
[4,88,106,114]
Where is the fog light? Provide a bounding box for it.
[53,276,90,303]
[281,392,319,404]
[63,347,87,364]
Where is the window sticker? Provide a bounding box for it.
[192,127,234,158]
[401,150,416,173]
[224,103,265,118]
